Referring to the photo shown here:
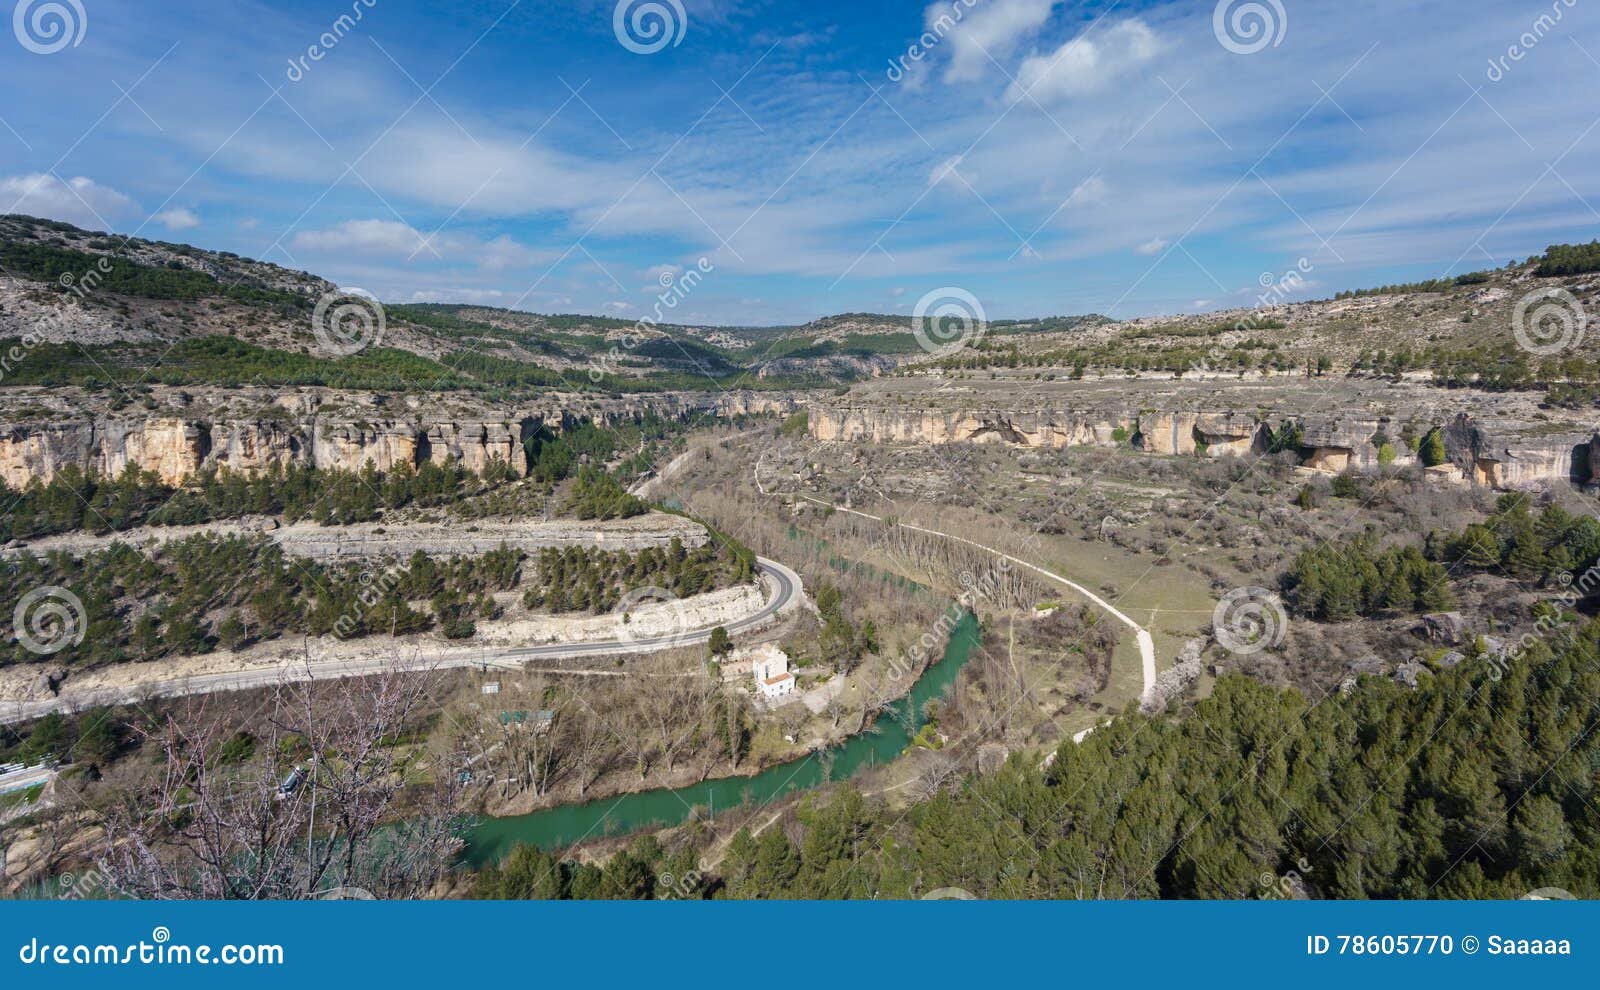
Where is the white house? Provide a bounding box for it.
[749,644,795,700]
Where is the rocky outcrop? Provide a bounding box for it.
[809,407,1135,449]
[0,387,805,488]
[0,421,96,486]
[1299,416,1389,472]
[1422,611,1467,645]
[1134,412,1260,457]
[1446,413,1593,490]
[754,353,903,380]
[311,422,420,475]
[0,418,210,487]
[807,403,1592,492]
[423,422,525,476]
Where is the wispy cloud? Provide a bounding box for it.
[1,174,138,230]
[2,0,1596,323]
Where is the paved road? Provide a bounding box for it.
[0,559,804,726]
[0,763,52,794]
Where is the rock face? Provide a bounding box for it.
[311,422,421,475]
[1446,413,1593,490]
[0,388,803,488]
[1136,412,1260,457]
[809,407,1135,449]
[807,403,1591,492]
[0,418,211,487]
[1299,416,1392,473]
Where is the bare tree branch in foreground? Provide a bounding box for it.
[95,654,475,899]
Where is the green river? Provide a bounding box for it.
[462,610,980,866]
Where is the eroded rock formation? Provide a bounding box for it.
[807,403,1593,492]
[0,387,801,487]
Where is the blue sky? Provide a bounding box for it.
[3,0,1599,325]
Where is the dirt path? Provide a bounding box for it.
[753,452,1156,703]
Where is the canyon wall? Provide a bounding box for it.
[0,417,530,486]
[0,389,800,487]
[807,405,1595,492]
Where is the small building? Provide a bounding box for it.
[749,644,795,700]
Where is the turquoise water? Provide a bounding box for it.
[462,610,979,865]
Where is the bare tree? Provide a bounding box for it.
[95,657,473,899]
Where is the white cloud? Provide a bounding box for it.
[407,288,511,305]
[292,219,547,271]
[0,174,137,230]
[1007,19,1163,103]
[935,0,1057,83]
[476,235,547,272]
[605,301,633,313]
[1136,237,1169,255]
[153,207,200,231]
[293,219,434,257]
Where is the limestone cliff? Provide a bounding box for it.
[1445,413,1594,490]
[806,403,1589,492]
[0,387,801,487]
[810,407,1136,449]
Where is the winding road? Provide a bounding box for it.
[0,558,804,726]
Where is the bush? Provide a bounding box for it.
[1419,428,1448,467]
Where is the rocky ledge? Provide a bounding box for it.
[808,404,1598,492]
[0,386,799,487]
